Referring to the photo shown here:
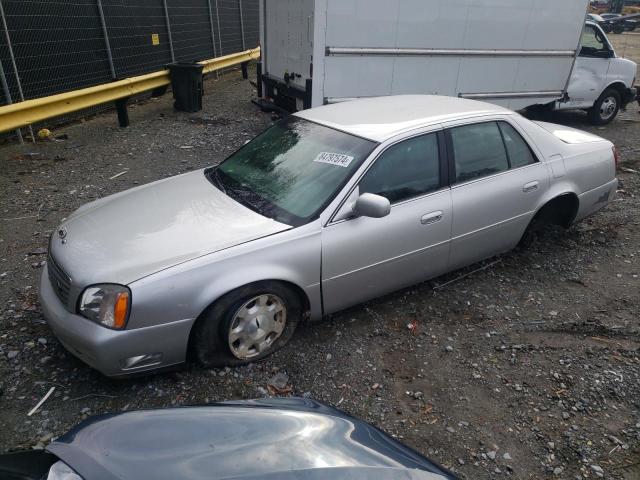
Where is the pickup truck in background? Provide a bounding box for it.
[258,0,637,125]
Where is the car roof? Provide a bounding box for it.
[293,95,512,142]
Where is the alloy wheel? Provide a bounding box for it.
[227,294,287,360]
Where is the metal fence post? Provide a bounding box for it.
[206,0,218,58]
[238,0,246,50]
[0,0,32,143]
[215,0,222,55]
[97,0,116,79]
[206,0,219,78]
[163,0,175,62]
[0,58,22,143]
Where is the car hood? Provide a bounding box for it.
[50,169,290,285]
[46,398,454,480]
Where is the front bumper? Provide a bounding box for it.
[39,265,194,377]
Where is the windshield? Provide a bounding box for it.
[209,116,377,226]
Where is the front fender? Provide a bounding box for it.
[127,223,322,331]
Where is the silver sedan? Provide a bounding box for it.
[40,95,618,377]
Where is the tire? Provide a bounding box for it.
[588,88,621,125]
[192,281,302,368]
[518,212,548,249]
[613,24,624,34]
[603,24,612,33]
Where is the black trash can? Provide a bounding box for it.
[168,62,204,112]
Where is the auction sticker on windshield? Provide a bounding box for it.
[314,152,355,168]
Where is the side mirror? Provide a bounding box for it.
[352,193,391,219]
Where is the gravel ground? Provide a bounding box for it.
[1,60,640,479]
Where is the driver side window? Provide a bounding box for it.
[359,133,441,204]
[580,25,609,56]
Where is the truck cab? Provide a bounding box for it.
[558,20,637,124]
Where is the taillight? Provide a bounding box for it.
[612,145,619,170]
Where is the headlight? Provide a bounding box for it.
[47,460,84,480]
[79,284,130,329]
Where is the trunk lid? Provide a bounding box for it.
[533,121,608,144]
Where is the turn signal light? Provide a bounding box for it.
[114,291,129,329]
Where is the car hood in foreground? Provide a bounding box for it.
[46,398,455,480]
[50,170,290,285]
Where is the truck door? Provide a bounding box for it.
[564,24,612,109]
[263,0,314,110]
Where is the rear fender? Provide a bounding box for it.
[534,179,581,223]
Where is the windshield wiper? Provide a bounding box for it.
[210,167,226,194]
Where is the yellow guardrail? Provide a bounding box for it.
[0,47,260,134]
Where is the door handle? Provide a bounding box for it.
[523,181,539,193]
[421,211,443,225]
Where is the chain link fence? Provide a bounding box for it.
[0,0,259,141]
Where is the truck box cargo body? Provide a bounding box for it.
[259,0,637,123]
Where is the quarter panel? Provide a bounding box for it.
[127,222,322,329]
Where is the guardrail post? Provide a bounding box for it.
[96,0,116,79]
[239,0,246,50]
[256,61,262,97]
[115,98,129,127]
[0,0,32,143]
[162,0,175,62]
[0,58,22,143]
[241,61,248,79]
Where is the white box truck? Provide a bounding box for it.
[257,0,637,124]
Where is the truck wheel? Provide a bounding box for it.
[588,88,621,125]
[192,281,302,368]
[603,24,612,33]
[613,24,624,34]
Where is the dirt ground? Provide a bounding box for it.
[1,35,639,479]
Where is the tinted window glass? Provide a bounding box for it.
[359,133,440,203]
[498,122,536,168]
[450,122,509,183]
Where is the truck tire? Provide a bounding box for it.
[613,23,624,34]
[603,23,613,33]
[588,88,621,125]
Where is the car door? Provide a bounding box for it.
[321,130,452,315]
[446,119,549,271]
[565,24,612,108]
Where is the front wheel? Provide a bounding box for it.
[192,281,302,368]
[588,88,621,125]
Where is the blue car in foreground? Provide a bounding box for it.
[0,398,456,480]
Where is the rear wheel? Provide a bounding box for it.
[519,196,578,248]
[588,88,621,125]
[192,281,302,368]
[613,23,625,34]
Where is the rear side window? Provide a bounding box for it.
[450,122,508,183]
[498,122,537,168]
[359,133,440,204]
